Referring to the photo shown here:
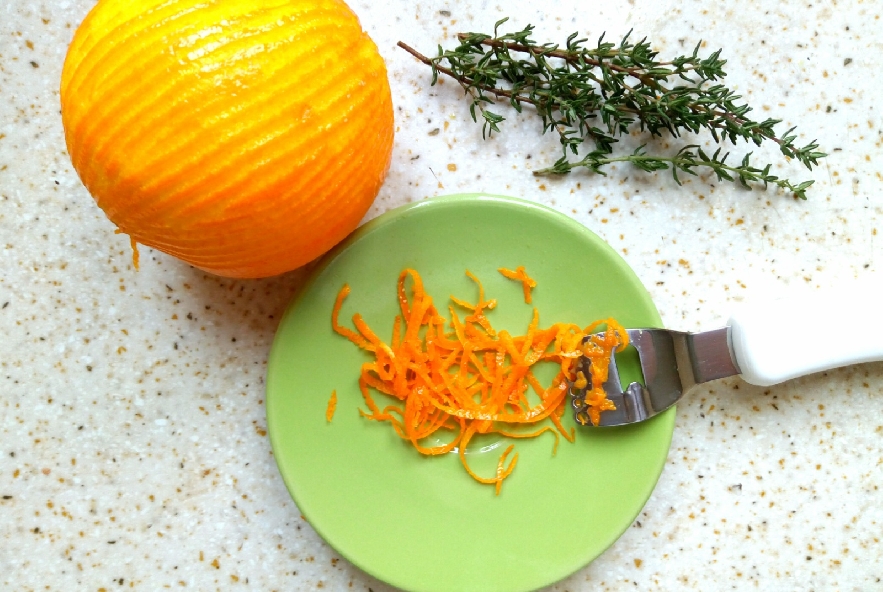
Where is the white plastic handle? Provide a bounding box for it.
[728,276,883,386]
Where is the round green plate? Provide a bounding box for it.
[266,194,674,592]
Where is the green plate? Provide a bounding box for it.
[266,194,674,592]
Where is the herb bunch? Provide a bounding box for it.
[398,19,825,198]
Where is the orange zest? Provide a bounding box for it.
[326,390,338,423]
[498,266,537,303]
[332,269,627,494]
[576,322,631,426]
[114,228,140,270]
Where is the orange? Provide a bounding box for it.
[61,0,394,278]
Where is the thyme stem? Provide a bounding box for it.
[455,33,670,86]
[398,41,542,109]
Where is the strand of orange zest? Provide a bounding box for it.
[494,444,517,495]
[115,229,140,270]
[325,390,337,422]
[498,265,537,304]
[332,285,374,351]
[332,269,626,493]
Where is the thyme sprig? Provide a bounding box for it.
[398,19,826,199]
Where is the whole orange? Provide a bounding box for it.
[61,0,394,278]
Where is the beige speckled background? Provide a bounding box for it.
[2,0,882,590]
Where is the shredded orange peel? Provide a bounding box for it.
[115,228,140,270]
[498,265,537,303]
[326,390,337,422]
[332,268,627,494]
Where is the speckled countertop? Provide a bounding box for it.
[2,0,882,590]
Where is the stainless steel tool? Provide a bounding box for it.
[571,277,883,427]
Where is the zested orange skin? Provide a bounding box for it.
[61,0,394,278]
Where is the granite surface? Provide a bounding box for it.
[2,0,882,590]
